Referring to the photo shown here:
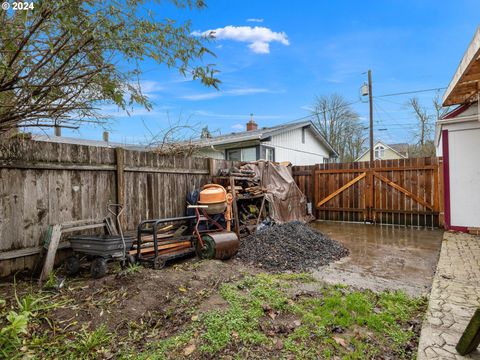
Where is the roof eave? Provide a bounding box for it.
[443,27,480,106]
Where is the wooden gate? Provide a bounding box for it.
[293,157,444,227]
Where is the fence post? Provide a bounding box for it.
[115,147,125,227]
[208,158,216,177]
[366,168,374,222]
[312,164,318,219]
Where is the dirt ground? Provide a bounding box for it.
[0,258,426,359]
[0,221,441,359]
[311,221,443,296]
[45,259,256,336]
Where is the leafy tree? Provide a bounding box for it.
[0,0,219,135]
[311,94,366,162]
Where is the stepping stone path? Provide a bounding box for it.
[418,232,480,359]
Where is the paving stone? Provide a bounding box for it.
[417,232,480,360]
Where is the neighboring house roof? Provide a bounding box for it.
[181,120,339,157]
[443,27,480,106]
[354,140,408,161]
[31,134,147,151]
[388,143,409,157]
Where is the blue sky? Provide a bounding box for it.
[57,0,479,145]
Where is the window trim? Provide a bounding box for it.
[260,145,275,162]
[225,146,259,161]
[374,144,385,160]
[265,147,275,161]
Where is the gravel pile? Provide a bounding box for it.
[236,221,349,271]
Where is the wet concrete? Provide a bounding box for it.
[310,221,443,296]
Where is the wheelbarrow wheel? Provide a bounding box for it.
[153,256,166,270]
[90,257,107,279]
[65,256,80,276]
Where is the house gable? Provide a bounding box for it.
[261,125,332,165]
[355,141,408,162]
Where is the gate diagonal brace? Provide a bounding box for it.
[373,171,433,210]
[316,172,366,208]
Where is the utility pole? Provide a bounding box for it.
[368,69,374,165]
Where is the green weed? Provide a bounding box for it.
[122,263,142,275]
[70,325,111,355]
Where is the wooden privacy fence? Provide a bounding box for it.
[293,157,444,227]
[0,139,236,277]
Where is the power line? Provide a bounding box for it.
[283,100,362,125]
[373,102,396,142]
[374,87,446,98]
[375,100,415,130]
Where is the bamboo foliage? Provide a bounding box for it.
[0,0,219,134]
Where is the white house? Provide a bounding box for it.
[435,27,480,231]
[189,119,338,166]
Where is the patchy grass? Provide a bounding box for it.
[0,269,426,359]
[143,273,426,359]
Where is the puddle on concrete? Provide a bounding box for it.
[310,221,443,296]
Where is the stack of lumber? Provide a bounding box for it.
[130,225,193,256]
[244,186,265,197]
[217,167,255,178]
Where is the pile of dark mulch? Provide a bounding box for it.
[236,221,349,271]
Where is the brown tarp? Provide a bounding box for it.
[243,161,311,223]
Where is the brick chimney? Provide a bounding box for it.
[246,113,257,131]
[103,131,109,142]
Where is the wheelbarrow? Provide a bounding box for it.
[65,204,134,278]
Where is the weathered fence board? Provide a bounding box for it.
[0,140,237,277]
[292,157,444,228]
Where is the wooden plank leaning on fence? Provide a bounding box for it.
[38,220,106,283]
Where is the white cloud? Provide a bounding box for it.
[137,80,163,94]
[127,80,164,99]
[181,92,221,101]
[231,123,244,130]
[99,104,172,118]
[193,110,283,120]
[181,87,272,101]
[249,42,269,54]
[192,26,289,54]
[300,105,314,112]
[246,18,264,23]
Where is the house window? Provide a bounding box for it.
[301,128,306,144]
[226,147,257,161]
[227,149,241,161]
[374,145,385,160]
[265,147,274,161]
[242,147,257,161]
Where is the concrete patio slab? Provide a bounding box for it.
[310,221,443,296]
